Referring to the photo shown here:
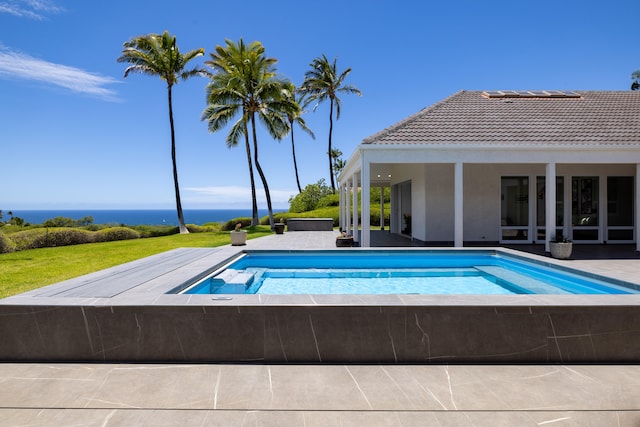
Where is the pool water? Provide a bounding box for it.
[181,250,639,295]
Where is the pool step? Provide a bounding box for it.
[475,266,572,294]
[216,269,254,285]
[209,269,255,294]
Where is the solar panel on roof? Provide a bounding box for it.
[481,90,581,99]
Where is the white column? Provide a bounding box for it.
[352,173,359,242]
[545,163,556,253]
[361,159,371,247]
[345,183,351,235]
[636,165,640,252]
[380,186,385,230]
[338,183,344,231]
[454,162,464,247]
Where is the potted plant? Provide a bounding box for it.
[274,218,285,234]
[336,230,354,247]
[549,234,572,259]
[230,222,247,246]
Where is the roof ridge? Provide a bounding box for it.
[362,90,468,144]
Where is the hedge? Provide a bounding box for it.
[0,233,15,253]
[94,227,141,242]
[10,228,94,251]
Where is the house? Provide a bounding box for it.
[338,90,640,251]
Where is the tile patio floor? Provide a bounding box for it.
[2,230,640,426]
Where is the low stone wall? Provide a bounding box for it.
[287,218,334,231]
[2,303,640,363]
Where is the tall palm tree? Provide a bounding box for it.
[329,148,345,185]
[299,54,362,192]
[203,39,294,228]
[201,65,260,226]
[117,31,204,234]
[282,83,315,193]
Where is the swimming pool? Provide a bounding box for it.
[181,250,639,295]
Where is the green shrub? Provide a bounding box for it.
[370,187,390,203]
[0,233,15,253]
[288,179,334,212]
[222,217,252,231]
[131,225,179,238]
[186,223,219,233]
[259,213,289,226]
[317,193,340,208]
[94,227,141,242]
[10,228,94,250]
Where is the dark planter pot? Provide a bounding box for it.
[274,223,285,234]
[336,237,354,247]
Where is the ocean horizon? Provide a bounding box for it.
[10,209,285,226]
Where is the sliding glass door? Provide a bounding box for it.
[571,177,600,242]
[501,177,530,242]
[607,177,634,242]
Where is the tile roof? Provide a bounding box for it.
[362,90,640,146]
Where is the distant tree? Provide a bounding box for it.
[288,178,334,212]
[117,31,205,234]
[40,216,90,227]
[299,54,362,192]
[282,83,315,193]
[632,70,640,90]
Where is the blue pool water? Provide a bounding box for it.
[181,250,639,295]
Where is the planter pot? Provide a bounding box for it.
[336,237,354,247]
[230,231,247,246]
[274,223,285,234]
[550,242,572,259]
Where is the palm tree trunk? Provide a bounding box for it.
[167,85,189,234]
[290,122,302,193]
[243,121,259,226]
[328,99,336,192]
[250,115,274,229]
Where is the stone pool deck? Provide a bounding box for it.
[2,231,640,425]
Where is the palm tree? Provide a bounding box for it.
[299,54,362,192]
[329,148,345,185]
[282,83,315,193]
[201,63,260,226]
[203,39,294,228]
[117,31,204,234]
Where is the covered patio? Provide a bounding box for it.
[339,90,640,252]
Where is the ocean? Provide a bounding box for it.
[9,209,284,226]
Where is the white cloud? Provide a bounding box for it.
[0,46,119,100]
[184,186,296,208]
[0,0,63,19]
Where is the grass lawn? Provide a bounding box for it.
[0,227,272,299]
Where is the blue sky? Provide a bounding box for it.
[1,0,637,210]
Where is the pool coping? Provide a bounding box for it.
[2,244,640,307]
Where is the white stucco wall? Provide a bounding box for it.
[425,164,454,242]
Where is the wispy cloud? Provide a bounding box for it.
[185,186,295,208]
[0,46,119,100]
[0,0,63,19]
